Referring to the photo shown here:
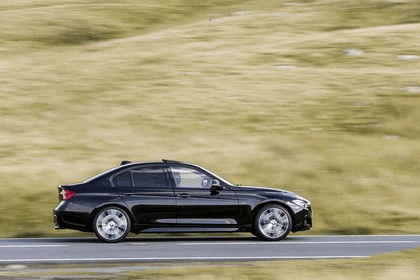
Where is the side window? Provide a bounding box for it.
[171,167,212,189]
[113,171,132,187]
[112,167,167,188]
[131,167,167,188]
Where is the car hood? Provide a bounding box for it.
[235,185,310,202]
[235,185,296,196]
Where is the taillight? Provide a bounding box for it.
[61,189,75,201]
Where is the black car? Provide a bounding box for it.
[54,160,312,242]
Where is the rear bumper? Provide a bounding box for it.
[53,213,64,229]
[53,202,92,232]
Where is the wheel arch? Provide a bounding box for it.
[251,200,295,229]
[88,203,136,232]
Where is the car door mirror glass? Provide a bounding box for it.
[210,180,223,193]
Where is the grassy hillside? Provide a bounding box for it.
[0,0,419,238]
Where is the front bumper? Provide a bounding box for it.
[292,207,312,232]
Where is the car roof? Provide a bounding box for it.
[120,159,185,166]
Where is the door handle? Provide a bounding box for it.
[177,193,190,198]
[121,191,135,196]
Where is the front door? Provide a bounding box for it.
[169,165,239,227]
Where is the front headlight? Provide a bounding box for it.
[292,199,310,209]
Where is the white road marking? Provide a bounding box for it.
[0,245,67,248]
[0,255,367,263]
[177,241,418,246]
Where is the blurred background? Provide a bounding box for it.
[0,0,419,239]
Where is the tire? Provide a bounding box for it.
[93,206,131,243]
[254,204,292,241]
[250,227,258,237]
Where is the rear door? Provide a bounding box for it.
[111,164,177,226]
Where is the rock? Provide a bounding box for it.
[343,49,363,56]
[272,12,289,17]
[397,55,418,61]
[404,86,420,93]
[275,65,295,69]
[384,135,399,140]
[230,11,251,16]
[355,101,371,107]
[5,264,27,270]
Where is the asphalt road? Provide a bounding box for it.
[0,235,419,264]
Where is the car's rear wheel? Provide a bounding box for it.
[254,204,292,241]
[93,207,131,243]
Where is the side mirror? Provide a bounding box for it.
[210,180,223,193]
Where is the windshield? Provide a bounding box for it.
[197,165,235,186]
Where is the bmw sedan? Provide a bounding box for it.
[54,160,312,242]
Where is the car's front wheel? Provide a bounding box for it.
[254,204,292,241]
[93,206,131,243]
